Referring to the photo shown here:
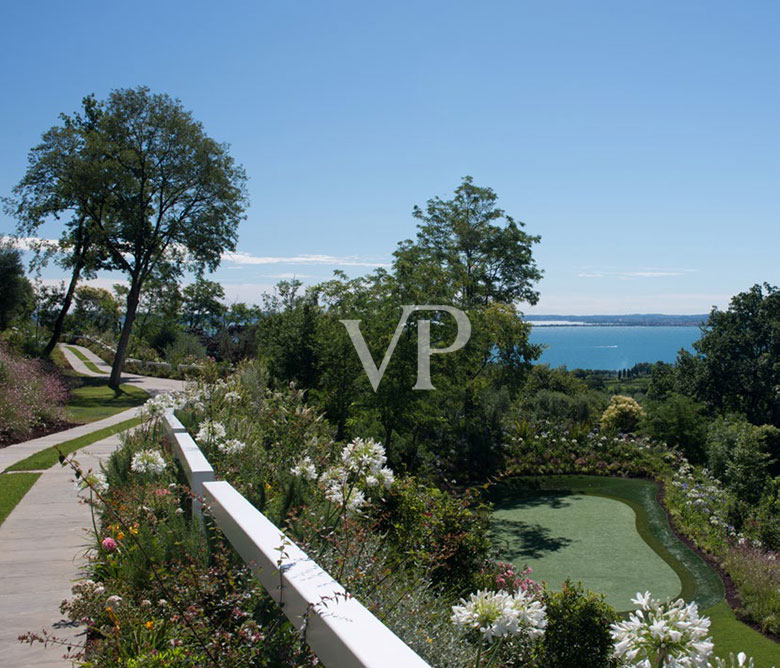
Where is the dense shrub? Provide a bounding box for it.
[0,343,67,443]
[382,477,492,593]
[642,392,708,462]
[600,395,645,433]
[540,580,618,668]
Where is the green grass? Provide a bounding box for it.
[66,345,106,374]
[492,491,681,611]
[0,472,42,526]
[704,600,780,666]
[3,416,143,472]
[66,376,148,423]
[491,476,778,662]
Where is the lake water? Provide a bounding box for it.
[528,326,701,370]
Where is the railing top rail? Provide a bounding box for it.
[203,480,430,668]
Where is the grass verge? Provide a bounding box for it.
[66,345,107,374]
[0,472,42,526]
[4,416,143,472]
[67,377,148,423]
[704,600,779,665]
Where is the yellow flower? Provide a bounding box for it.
[145,621,153,629]
[129,524,139,535]
[116,531,125,540]
[264,482,272,493]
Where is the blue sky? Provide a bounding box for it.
[1,1,777,314]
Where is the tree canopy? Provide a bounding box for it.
[7,86,248,386]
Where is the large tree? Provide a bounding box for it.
[8,87,248,387]
[679,283,780,427]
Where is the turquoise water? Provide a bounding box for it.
[529,326,700,370]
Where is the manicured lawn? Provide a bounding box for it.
[66,376,148,423]
[0,472,41,526]
[4,416,143,472]
[66,345,106,374]
[492,492,681,611]
[491,476,778,662]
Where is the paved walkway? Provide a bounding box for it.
[0,346,184,471]
[0,346,184,666]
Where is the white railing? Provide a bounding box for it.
[161,412,215,520]
[162,411,430,668]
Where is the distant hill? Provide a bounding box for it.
[525,314,706,327]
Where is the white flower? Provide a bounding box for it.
[130,449,167,476]
[75,471,109,495]
[341,437,387,475]
[106,595,122,609]
[138,392,183,422]
[451,589,546,643]
[344,488,367,513]
[223,391,242,404]
[611,592,714,667]
[510,588,547,639]
[196,420,226,444]
[218,438,247,455]
[291,456,318,481]
[711,652,755,668]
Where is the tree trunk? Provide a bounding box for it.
[109,278,142,390]
[43,260,83,356]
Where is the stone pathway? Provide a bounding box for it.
[0,346,184,666]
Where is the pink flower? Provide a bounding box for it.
[101,537,117,552]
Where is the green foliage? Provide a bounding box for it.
[121,648,198,668]
[162,332,206,365]
[8,86,248,387]
[599,395,645,433]
[705,417,772,506]
[540,580,618,668]
[679,283,780,427]
[641,392,708,462]
[181,277,226,332]
[378,477,492,594]
[72,285,121,334]
[0,244,34,330]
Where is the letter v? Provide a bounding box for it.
[340,305,416,392]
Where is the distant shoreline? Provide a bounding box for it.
[526,314,706,327]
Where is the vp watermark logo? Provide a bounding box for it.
[340,305,471,391]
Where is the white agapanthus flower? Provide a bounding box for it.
[290,456,318,481]
[341,437,387,474]
[510,588,548,639]
[218,438,247,455]
[138,392,186,422]
[196,420,226,444]
[451,589,547,643]
[611,592,714,667]
[130,449,167,476]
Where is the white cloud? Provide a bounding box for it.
[222,251,390,268]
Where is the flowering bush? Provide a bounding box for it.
[600,395,646,433]
[0,342,67,443]
[611,592,714,667]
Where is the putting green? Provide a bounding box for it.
[490,476,724,613]
[493,492,680,611]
